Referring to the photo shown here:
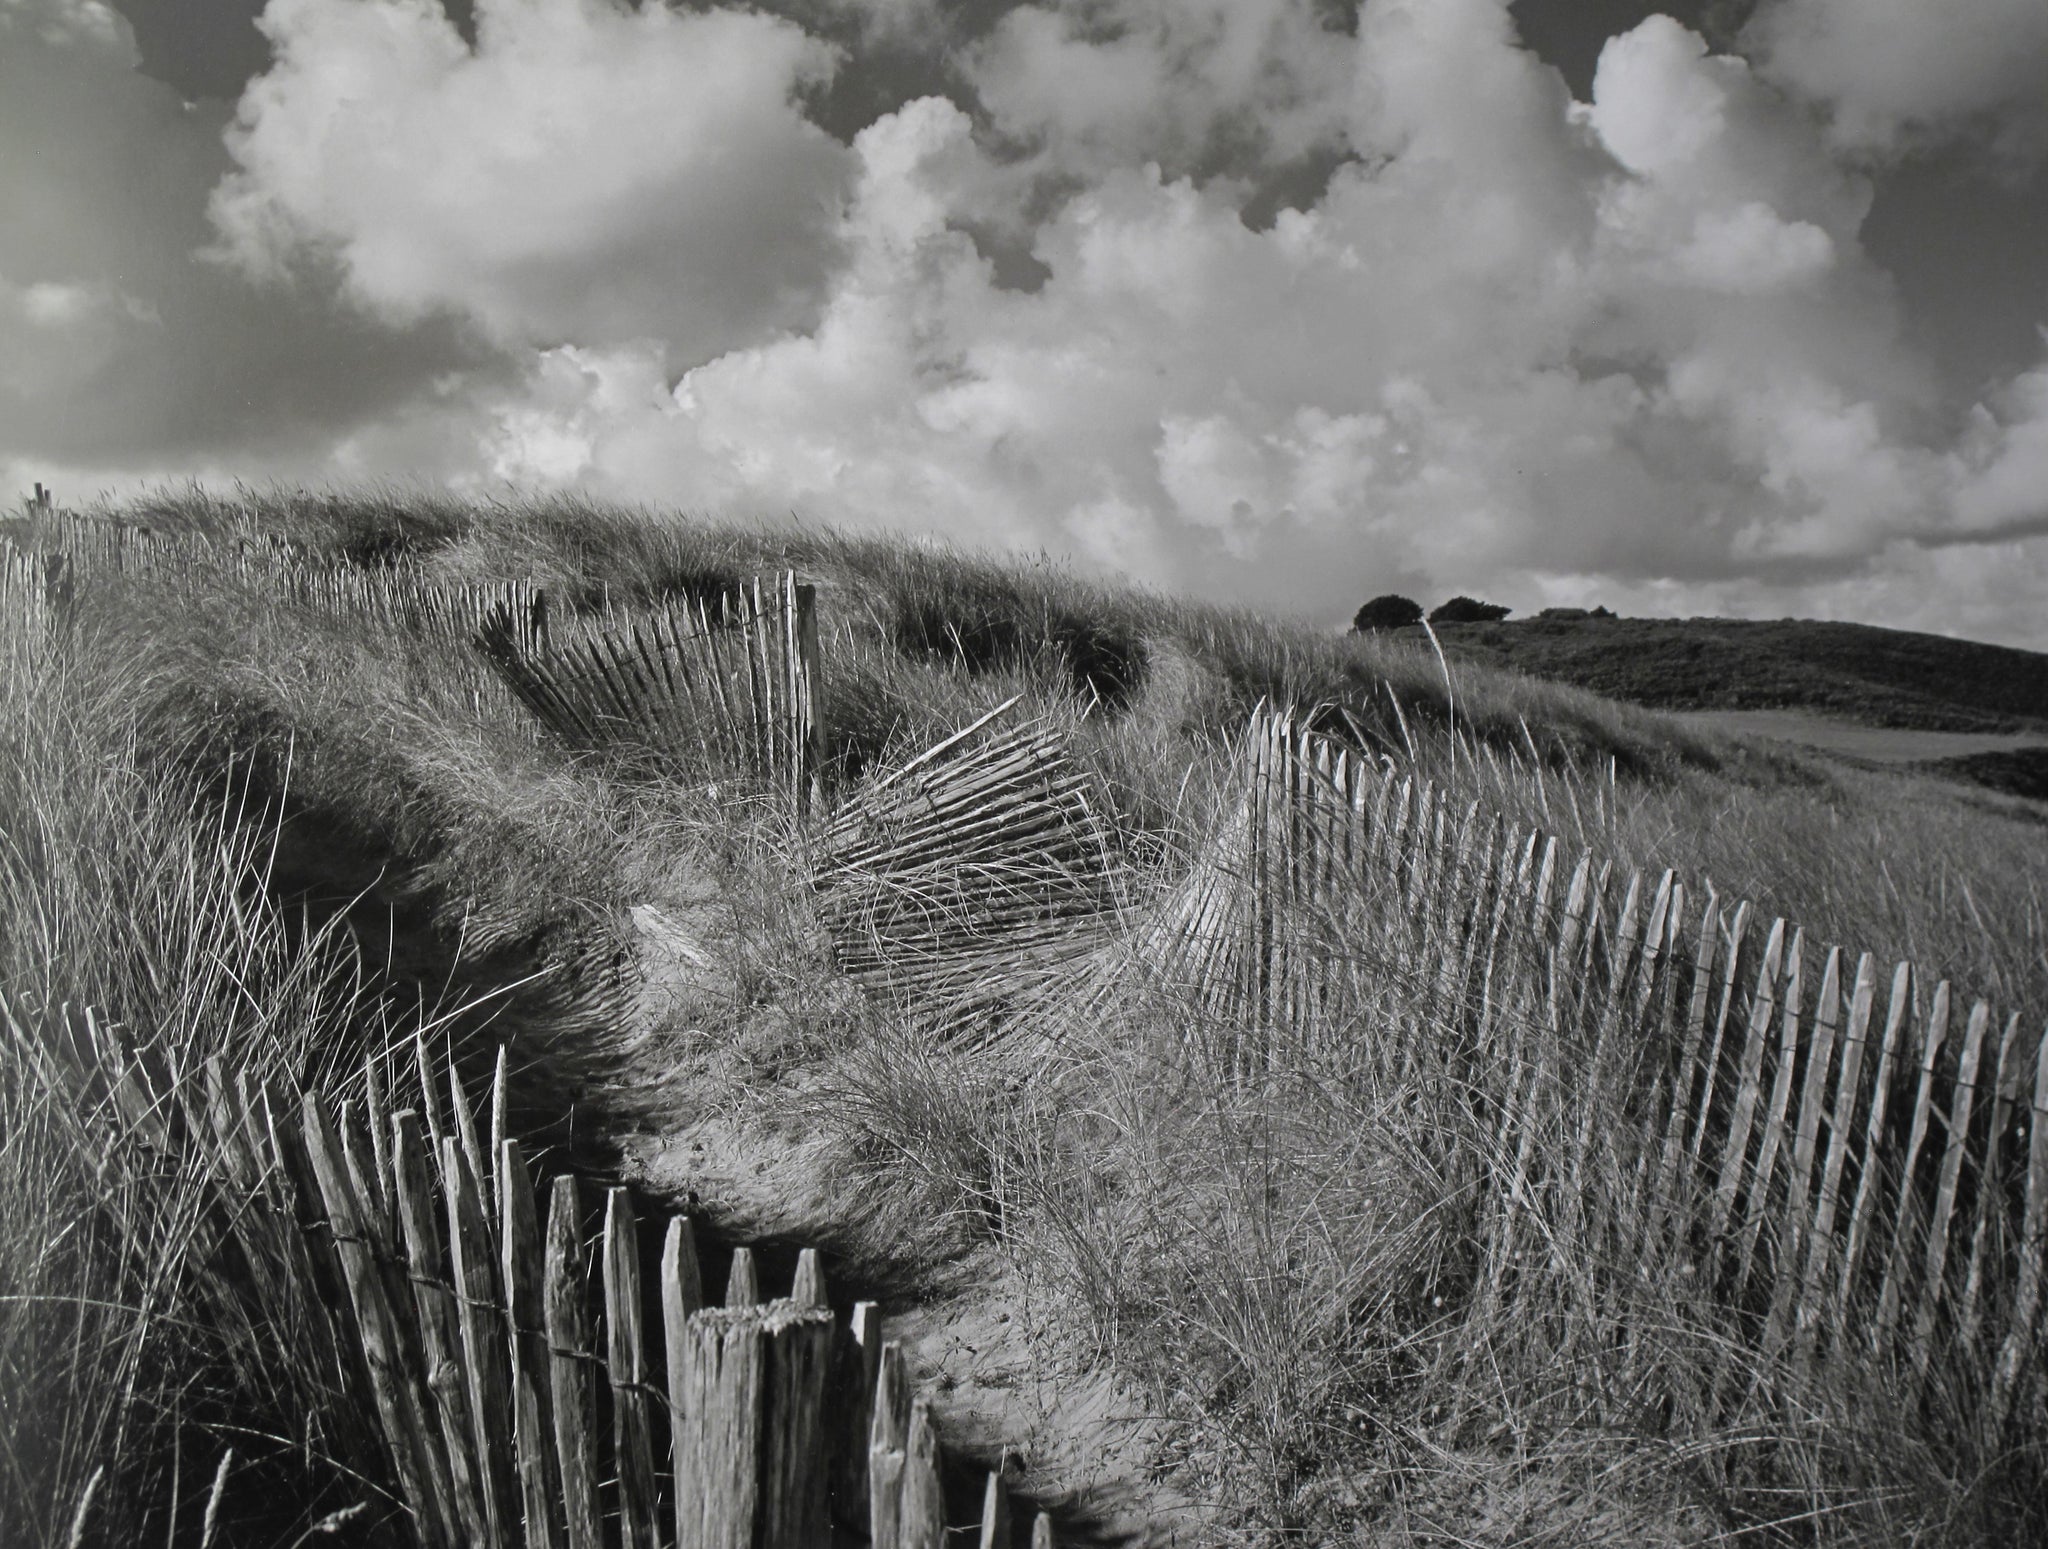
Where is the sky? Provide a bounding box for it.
[4,0,2048,646]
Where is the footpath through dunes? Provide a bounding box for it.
[8,488,2048,1546]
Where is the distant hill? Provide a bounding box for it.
[1431,615,2048,737]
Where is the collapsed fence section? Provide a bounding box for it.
[1136,704,2048,1438]
[808,697,1126,1042]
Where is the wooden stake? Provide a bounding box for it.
[792,1246,827,1309]
[673,1300,834,1549]
[661,1216,705,1549]
[900,1395,946,1549]
[1991,1027,2048,1428]
[302,1095,457,1548]
[832,1301,883,1528]
[978,1467,1012,1549]
[544,1176,601,1549]
[869,1340,910,1549]
[500,1140,563,1549]
[442,1136,518,1549]
[391,1113,491,1546]
[604,1189,661,1549]
[727,1246,760,1307]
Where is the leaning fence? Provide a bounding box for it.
[1137,704,2048,1433]
[808,696,1126,1041]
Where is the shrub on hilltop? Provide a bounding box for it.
[1352,593,1424,632]
[1429,594,1513,624]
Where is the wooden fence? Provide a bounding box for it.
[1139,704,2048,1428]
[808,697,1126,1041]
[4,501,550,652]
[476,574,823,812]
[18,997,1061,1549]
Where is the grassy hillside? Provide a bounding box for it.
[1431,613,2048,735]
[5,488,2048,1546]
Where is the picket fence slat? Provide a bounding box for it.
[1874,981,1952,1353]
[603,1190,661,1549]
[979,1467,1012,1549]
[899,1395,946,1549]
[1757,944,1836,1350]
[1957,1014,2027,1359]
[1834,962,1913,1336]
[443,1135,518,1548]
[1712,918,1787,1243]
[544,1176,601,1549]
[501,1139,563,1549]
[392,1113,492,1547]
[1913,1000,1993,1380]
[869,1341,910,1549]
[1795,951,1877,1364]
[304,1095,457,1549]
[1991,1029,2048,1425]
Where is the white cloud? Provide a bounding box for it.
[360,2,2047,650]
[1746,0,2048,163]
[1949,359,2048,540]
[0,0,137,65]
[209,0,857,359]
[13,0,2048,650]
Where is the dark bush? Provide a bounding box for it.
[1428,596,1512,624]
[1352,594,1424,632]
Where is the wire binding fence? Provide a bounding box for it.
[13,999,1056,1549]
[1133,703,2048,1430]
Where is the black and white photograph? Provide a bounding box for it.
[3,0,2047,1542]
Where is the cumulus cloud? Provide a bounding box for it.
[209,0,857,359]
[0,0,138,63]
[0,0,494,491]
[424,1,2048,636]
[1746,0,2048,163]
[14,0,2048,649]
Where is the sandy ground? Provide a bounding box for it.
[615,897,1208,1548]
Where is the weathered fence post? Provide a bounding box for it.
[661,1216,706,1549]
[302,1095,457,1549]
[442,1135,519,1547]
[832,1300,883,1526]
[544,1176,601,1549]
[501,1140,563,1549]
[390,1112,491,1546]
[868,1340,909,1549]
[603,1188,662,1549]
[674,1299,835,1549]
[794,580,823,814]
[978,1467,1011,1549]
[900,1395,945,1549]
[726,1246,760,1307]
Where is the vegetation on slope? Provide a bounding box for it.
[1429,613,2048,736]
[5,486,2048,1545]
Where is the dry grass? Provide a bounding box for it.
[7,486,2047,1545]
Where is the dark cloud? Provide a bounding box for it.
[0,2,499,476]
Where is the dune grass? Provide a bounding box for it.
[5,486,2047,1544]
[0,628,413,1544]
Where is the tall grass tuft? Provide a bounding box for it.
[0,629,409,1545]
